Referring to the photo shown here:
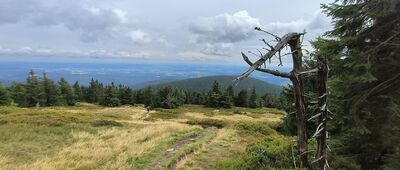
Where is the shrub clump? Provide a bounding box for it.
[233,110,246,115]
[244,135,294,169]
[91,120,123,127]
[236,122,276,136]
[217,135,294,169]
[186,119,225,128]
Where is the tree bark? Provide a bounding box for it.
[288,36,308,168]
[316,55,329,170]
[237,31,311,168]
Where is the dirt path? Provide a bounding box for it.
[146,127,217,170]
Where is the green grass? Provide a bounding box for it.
[164,127,218,169]
[125,128,203,169]
[0,105,131,166]
[0,104,287,169]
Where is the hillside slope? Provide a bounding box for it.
[147,75,282,96]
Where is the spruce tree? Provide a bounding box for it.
[225,85,234,105]
[155,86,178,109]
[72,81,84,102]
[206,80,221,108]
[25,70,45,107]
[119,85,135,105]
[8,82,28,107]
[261,93,276,108]
[87,79,104,103]
[235,89,248,107]
[143,86,154,107]
[134,89,144,104]
[248,87,259,108]
[42,73,58,106]
[58,78,75,106]
[312,1,400,169]
[101,82,121,107]
[173,88,186,106]
[0,84,11,106]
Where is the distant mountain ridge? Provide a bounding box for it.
[141,75,282,96]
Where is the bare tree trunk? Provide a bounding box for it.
[315,55,329,170]
[236,29,315,168]
[288,37,308,168]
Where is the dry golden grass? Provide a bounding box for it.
[0,104,285,170]
[183,110,283,124]
[0,121,197,170]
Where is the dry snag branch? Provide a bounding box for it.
[235,27,330,169]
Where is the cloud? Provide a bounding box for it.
[189,10,261,43]
[0,45,159,59]
[200,43,233,56]
[0,0,129,42]
[177,51,218,61]
[130,30,152,44]
[263,10,331,34]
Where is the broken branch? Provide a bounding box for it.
[241,52,291,78]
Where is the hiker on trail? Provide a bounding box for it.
[146,105,152,113]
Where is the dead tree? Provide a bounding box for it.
[310,55,330,170]
[236,27,330,169]
[236,27,309,168]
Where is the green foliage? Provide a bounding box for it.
[206,81,232,108]
[249,87,260,108]
[244,135,294,169]
[186,119,226,128]
[91,120,123,127]
[100,82,121,107]
[58,78,76,106]
[150,75,282,96]
[86,78,104,103]
[0,84,11,106]
[8,82,27,107]
[25,70,46,107]
[311,0,400,169]
[143,86,154,107]
[236,122,275,136]
[118,85,135,105]
[42,73,59,106]
[154,86,183,109]
[235,89,248,107]
[329,155,360,170]
[218,135,295,170]
[233,110,245,115]
[260,93,277,108]
[72,81,84,102]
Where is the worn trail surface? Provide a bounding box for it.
[146,127,217,170]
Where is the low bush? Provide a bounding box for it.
[186,119,225,128]
[233,110,246,115]
[150,109,180,119]
[236,122,276,136]
[217,135,295,170]
[244,135,294,169]
[91,120,123,127]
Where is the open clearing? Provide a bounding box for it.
[0,103,285,170]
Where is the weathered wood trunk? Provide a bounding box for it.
[288,36,308,168]
[236,29,321,168]
[316,55,329,170]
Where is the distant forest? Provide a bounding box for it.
[0,70,283,109]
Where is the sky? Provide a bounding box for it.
[0,0,333,65]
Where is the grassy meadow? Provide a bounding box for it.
[0,103,290,170]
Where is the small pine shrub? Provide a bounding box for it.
[91,120,123,127]
[233,110,246,115]
[243,135,294,169]
[236,122,276,136]
[186,119,225,128]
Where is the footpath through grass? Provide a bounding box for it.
[0,103,286,169]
